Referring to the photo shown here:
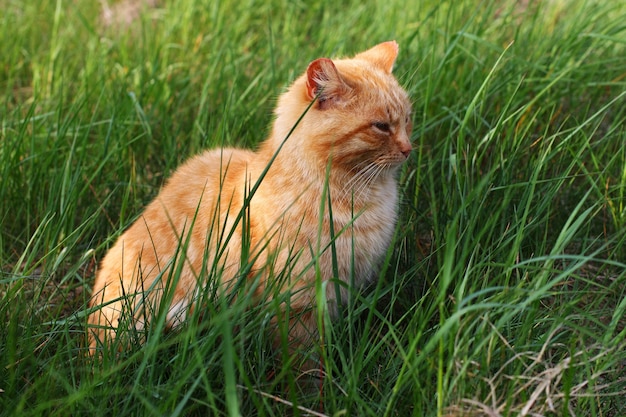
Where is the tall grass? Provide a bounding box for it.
[1,0,625,415]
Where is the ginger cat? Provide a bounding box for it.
[87,41,413,355]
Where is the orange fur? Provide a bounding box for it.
[87,41,413,354]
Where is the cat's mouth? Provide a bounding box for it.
[375,152,411,169]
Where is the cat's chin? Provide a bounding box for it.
[376,159,409,173]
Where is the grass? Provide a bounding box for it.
[1,0,625,415]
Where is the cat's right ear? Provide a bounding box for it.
[306,58,349,109]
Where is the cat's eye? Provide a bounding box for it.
[372,122,391,133]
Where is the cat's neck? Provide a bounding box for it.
[256,132,323,193]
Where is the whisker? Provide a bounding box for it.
[354,164,384,203]
[339,162,376,200]
[338,161,386,205]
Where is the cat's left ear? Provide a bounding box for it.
[306,58,350,108]
[356,41,399,74]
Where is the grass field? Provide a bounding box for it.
[1,0,625,415]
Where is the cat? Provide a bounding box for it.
[87,41,413,357]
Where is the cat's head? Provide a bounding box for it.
[272,41,413,178]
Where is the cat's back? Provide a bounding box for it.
[95,147,255,284]
[153,148,256,214]
[115,147,257,260]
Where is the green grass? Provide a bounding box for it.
[1,0,625,415]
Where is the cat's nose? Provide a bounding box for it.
[399,141,412,158]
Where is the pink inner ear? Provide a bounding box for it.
[305,58,335,100]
